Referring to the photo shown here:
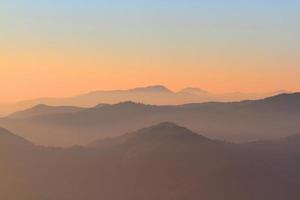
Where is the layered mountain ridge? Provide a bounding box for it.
[0,85,290,116]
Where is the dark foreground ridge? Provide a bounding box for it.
[1,123,300,200]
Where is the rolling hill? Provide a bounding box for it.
[0,92,299,146]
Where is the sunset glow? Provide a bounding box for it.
[1,0,299,102]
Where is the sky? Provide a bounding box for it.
[1,0,300,102]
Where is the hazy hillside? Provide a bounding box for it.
[0,128,40,200]
[8,104,84,119]
[242,132,300,154]
[1,123,300,200]
[89,122,223,152]
[0,85,287,116]
[0,128,34,150]
[0,93,299,147]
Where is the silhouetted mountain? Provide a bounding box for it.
[90,122,218,151]
[0,85,290,116]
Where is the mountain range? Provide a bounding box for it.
[0,85,289,116]
[0,92,299,147]
[1,123,300,200]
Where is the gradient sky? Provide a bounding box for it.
[1,0,300,102]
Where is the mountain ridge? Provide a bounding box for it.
[0,85,293,116]
[0,127,34,149]
[1,92,300,147]
[8,104,84,119]
[89,122,214,149]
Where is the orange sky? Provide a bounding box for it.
[1,45,299,103]
[1,1,299,103]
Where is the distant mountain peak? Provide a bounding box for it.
[90,122,215,150]
[149,122,192,131]
[179,87,209,95]
[130,85,173,93]
[128,122,207,141]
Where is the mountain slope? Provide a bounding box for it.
[8,104,84,119]
[0,128,41,200]
[0,128,34,149]
[90,122,222,153]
